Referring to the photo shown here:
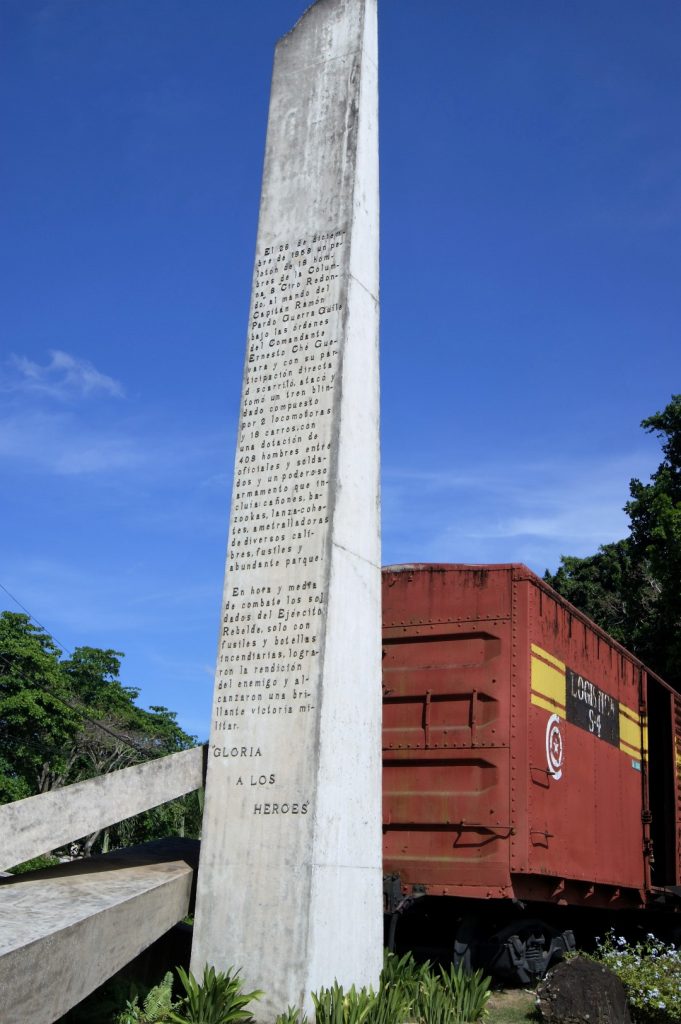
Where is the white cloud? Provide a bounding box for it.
[0,410,145,474]
[5,350,124,400]
[382,450,657,576]
[0,396,233,481]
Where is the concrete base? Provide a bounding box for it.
[0,838,199,1024]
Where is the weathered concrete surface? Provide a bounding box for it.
[0,838,199,1024]
[192,0,381,1017]
[536,957,632,1024]
[0,745,206,871]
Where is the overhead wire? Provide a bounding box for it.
[0,648,155,760]
[0,581,74,660]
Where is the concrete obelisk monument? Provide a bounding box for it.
[191,0,381,1016]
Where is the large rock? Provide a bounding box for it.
[536,956,632,1024]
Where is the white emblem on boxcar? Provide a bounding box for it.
[546,714,564,781]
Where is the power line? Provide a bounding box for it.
[0,580,75,660]
[0,647,156,758]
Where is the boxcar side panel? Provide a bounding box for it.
[522,573,645,892]
[382,566,515,898]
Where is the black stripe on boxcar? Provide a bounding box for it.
[566,667,620,747]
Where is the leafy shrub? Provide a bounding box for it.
[387,950,490,1024]
[381,950,429,993]
[371,954,415,1024]
[413,971,456,1024]
[167,965,262,1024]
[275,1007,308,1024]
[588,931,681,1024]
[114,971,176,1024]
[9,853,61,873]
[437,963,491,1024]
[311,982,376,1024]
[97,954,490,1024]
[311,953,490,1024]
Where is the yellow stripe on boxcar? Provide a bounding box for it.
[531,692,567,718]
[531,644,566,672]
[619,704,642,758]
[531,648,567,717]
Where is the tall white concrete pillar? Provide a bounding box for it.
[191,1,381,1017]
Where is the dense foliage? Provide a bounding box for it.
[115,973,177,1024]
[586,932,681,1024]
[106,954,490,1024]
[167,966,262,1024]
[0,611,201,855]
[545,395,681,689]
[303,953,490,1024]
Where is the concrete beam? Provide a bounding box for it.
[0,745,206,871]
[0,837,199,1024]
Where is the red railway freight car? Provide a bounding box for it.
[382,564,681,981]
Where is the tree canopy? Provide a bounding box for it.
[545,395,681,690]
[0,612,202,853]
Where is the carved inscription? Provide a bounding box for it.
[210,228,347,815]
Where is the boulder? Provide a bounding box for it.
[536,956,632,1024]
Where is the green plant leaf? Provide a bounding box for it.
[168,964,262,1024]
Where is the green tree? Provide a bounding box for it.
[0,612,81,799]
[60,647,195,781]
[545,540,635,647]
[546,395,681,689]
[0,611,202,853]
[625,395,681,686]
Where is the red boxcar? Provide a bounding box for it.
[382,564,681,979]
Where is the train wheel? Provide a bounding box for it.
[487,919,573,985]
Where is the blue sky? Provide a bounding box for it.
[1,0,679,738]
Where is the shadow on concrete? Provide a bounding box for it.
[0,837,200,886]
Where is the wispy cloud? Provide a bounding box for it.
[0,409,144,474]
[382,450,657,575]
[0,348,234,479]
[4,350,124,400]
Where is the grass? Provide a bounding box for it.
[485,989,538,1024]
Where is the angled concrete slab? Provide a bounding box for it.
[0,745,206,871]
[0,837,199,1024]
